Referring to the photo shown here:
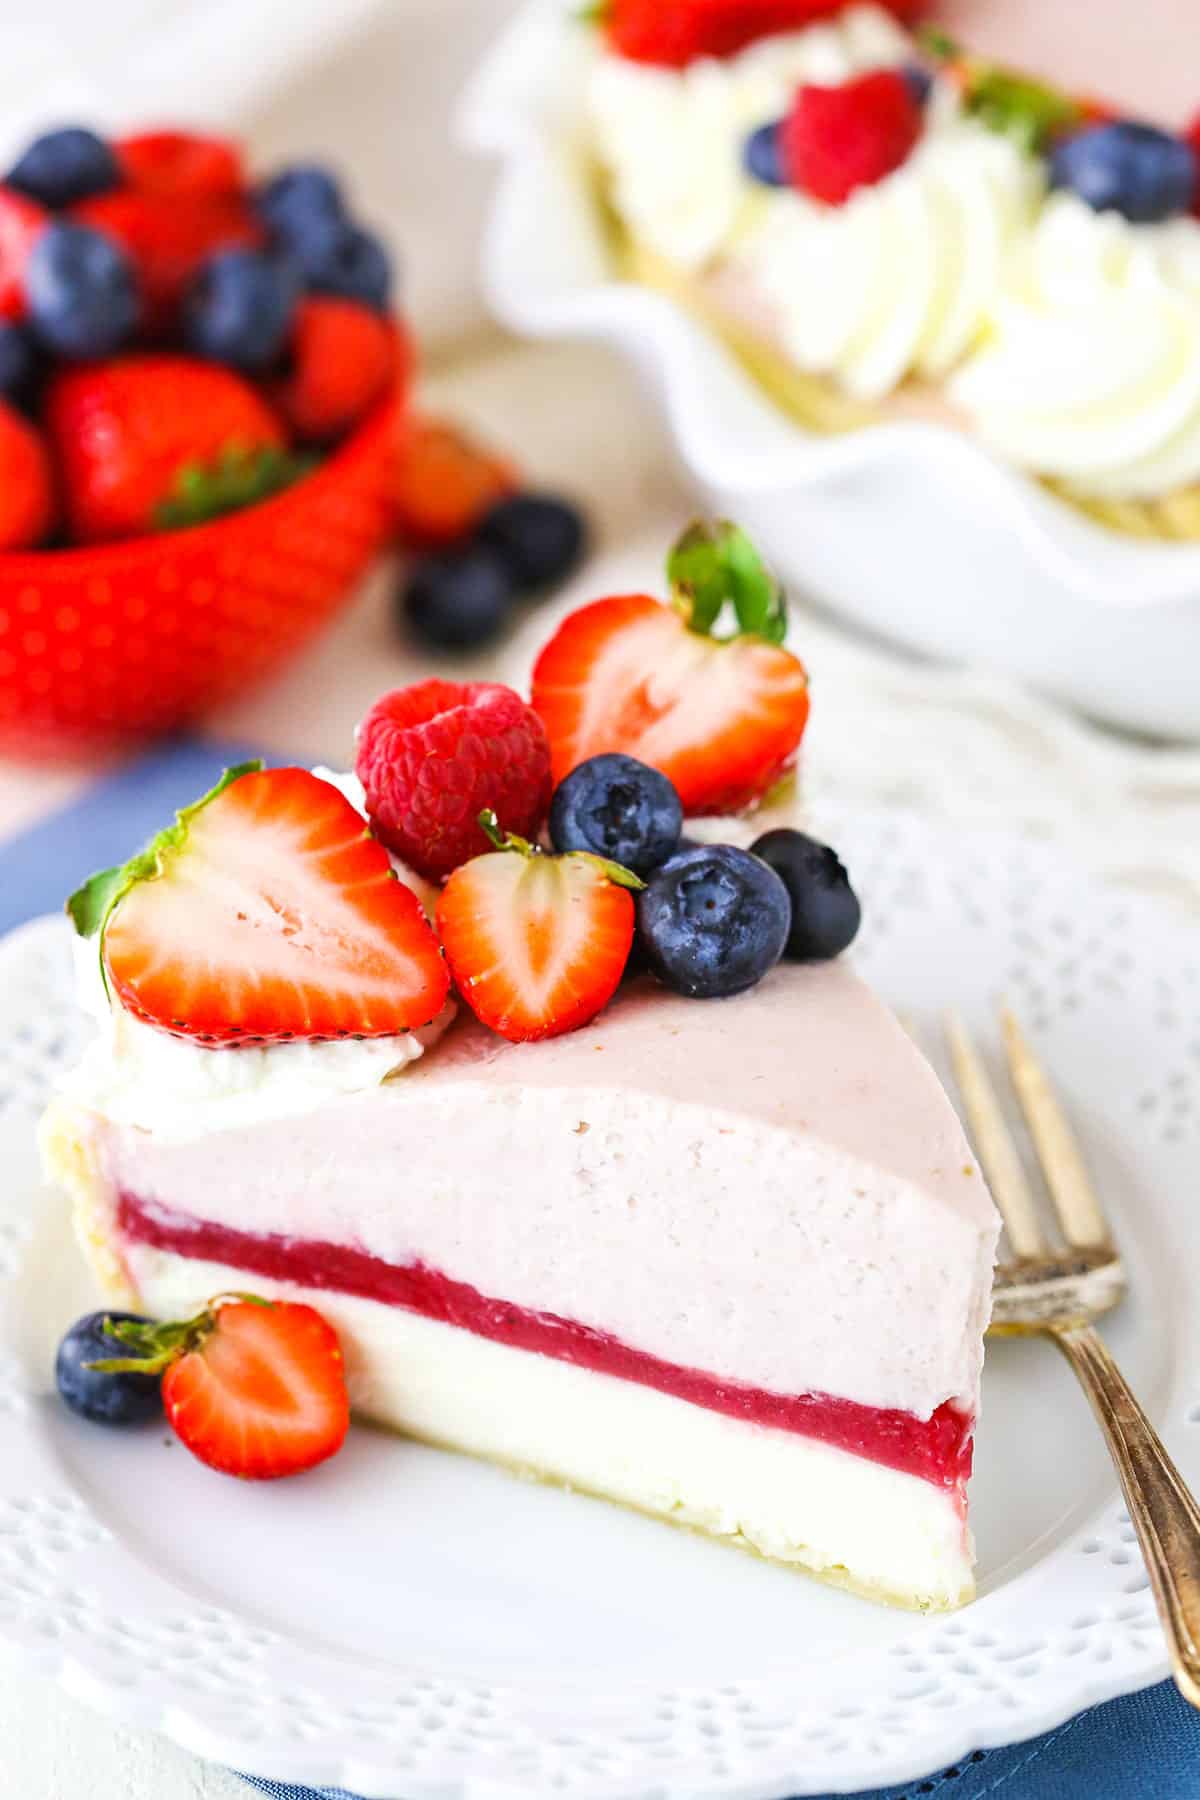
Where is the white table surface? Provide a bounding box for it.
[5,12,1200,1794]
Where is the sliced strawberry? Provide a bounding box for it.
[72,190,262,333]
[94,1297,350,1480]
[437,813,639,1042]
[47,355,287,543]
[68,763,450,1046]
[117,130,246,200]
[531,522,809,815]
[0,185,48,319]
[393,415,519,549]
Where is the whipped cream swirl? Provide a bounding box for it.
[739,121,1038,401]
[951,194,1200,499]
[60,767,453,1142]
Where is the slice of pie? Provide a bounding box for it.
[40,525,998,1611]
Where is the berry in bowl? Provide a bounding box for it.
[0,125,409,756]
[462,0,1200,739]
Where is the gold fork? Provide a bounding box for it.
[942,1005,1200,1709]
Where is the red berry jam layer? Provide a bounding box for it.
[118,1191,973,1490]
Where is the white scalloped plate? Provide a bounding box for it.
[458,0,1200,741]
[2,812,1198,1798]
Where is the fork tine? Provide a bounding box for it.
[1000,1007,1111,1251]
[943,1009,1046,1260]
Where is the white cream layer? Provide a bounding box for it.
[59,766,451,1141]
[120,1239,975,1611]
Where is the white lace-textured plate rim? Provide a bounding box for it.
[1,809,1198,1800]
[456,0,1200,614]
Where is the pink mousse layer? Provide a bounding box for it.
[118,1190,974,1492]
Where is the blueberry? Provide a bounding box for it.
[26,221,139,359]
[257,164,346,237]
[901,63,934,107]
[55,1311,163,1427]
[288,215,393,311]
[1049,121,1197,224]
[743,122,787,187]
[749,828,861,962]
[637,843,790,999]
[550,754,682,876]
[8,127,120,208]
[402,546,516,650]
[184,248,298,373]
[476,493,587,593]
[0,322,39,402]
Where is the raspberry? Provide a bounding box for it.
[781,69,922,206]
[356,681,552,881]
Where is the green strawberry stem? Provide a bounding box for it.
[476,809,644,891]
[667,520,788,646]
[154,445,318,533]
[916,28,1083,151]
[89,1293,272,1376]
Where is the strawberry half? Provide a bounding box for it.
[604,0,923,68]
[94,1296,350,1480]
[68,764,450,1046]
[436,812,640,1042]
[531,522,809,815]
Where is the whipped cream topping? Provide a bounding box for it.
[587,6,913,273]
[739,121,1039,401]
[951,194,1200,499]
[60,767,454,1142]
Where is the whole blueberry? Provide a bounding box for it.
[257,164,346,238]
[550,753,682,877]
[184,248,298,373]
[1049,121,1197,224]
[749,828,861,962]
[743,121,788,187]
[8,126,120,207]
[402,546,516,650]
[901,63,934,107]
[637,843,791,999]
[289,215,392,311]
[26,221,139,359]
[0,322,39,402]
[476,493,587,593]
[55,1311,163,1427]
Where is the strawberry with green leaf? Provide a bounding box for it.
[437,810,642,1042]
[69,763,450,1046]
[93,1294,351,1480]
[530,521,809,815]
[46,355,309,542]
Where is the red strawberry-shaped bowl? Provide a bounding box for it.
[0,385,405,759]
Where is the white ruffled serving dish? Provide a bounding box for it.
[459,0,1200,743]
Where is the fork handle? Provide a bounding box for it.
[1052,1322,1200,1708]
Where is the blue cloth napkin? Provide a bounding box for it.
[5,741,1198,1800]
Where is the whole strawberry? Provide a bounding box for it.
[270,297,401,442]
[46,354,289,543]
[531,521,809,815]
[0,400,53,550]
[604,0,922,67]
[356,680,552,881]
